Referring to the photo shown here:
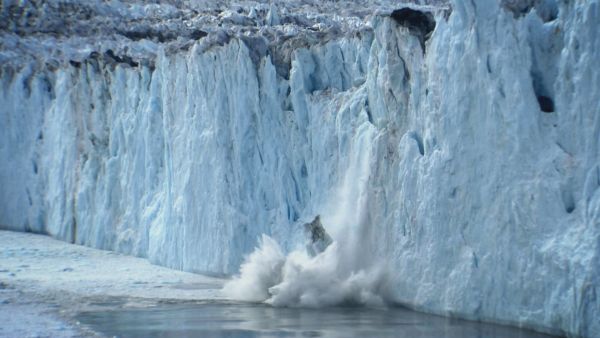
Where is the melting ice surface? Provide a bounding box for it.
[222,117,390,307]
[76,302,557,338]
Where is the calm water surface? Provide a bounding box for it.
[77,302,558,338]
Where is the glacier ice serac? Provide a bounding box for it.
[1,0,599,336]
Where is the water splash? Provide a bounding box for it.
[222,235,285,302]
[223,117,390,307]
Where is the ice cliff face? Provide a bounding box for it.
[1,0,599,336]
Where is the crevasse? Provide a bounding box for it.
[0,0,598,336]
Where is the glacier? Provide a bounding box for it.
[1,0,599,336]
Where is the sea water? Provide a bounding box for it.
[76,302,557,338]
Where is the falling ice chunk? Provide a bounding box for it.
[304,215,333,257]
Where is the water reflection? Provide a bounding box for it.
[77,302,556,338]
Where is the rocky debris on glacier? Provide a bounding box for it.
[0,0,449,76]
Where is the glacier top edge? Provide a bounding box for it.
[0,0,451,68]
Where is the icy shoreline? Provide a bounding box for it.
[0,230,225,337]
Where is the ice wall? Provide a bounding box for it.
[1,0,599,336]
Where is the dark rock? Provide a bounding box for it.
[391,8,436,51]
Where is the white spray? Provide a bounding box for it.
[223,114,390,307]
